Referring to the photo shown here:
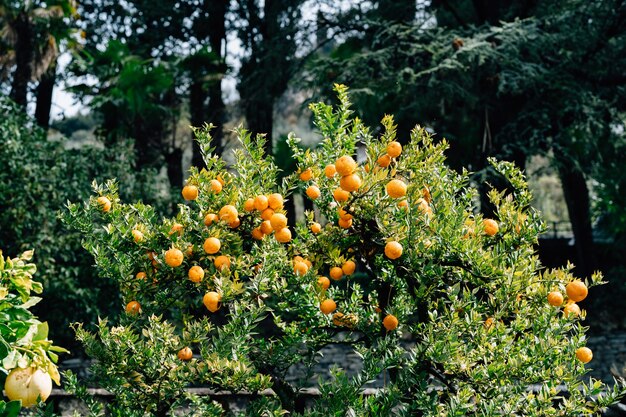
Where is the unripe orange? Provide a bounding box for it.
[260,220,274,235]
[275,227,292,243]
[329,267,343,281]
[333,188,350,202]
[182,185,199,200]
[219,205,238,223]
[132,229,144,243]
[342,260,356,275]
[203,291,221,312]
[209,179,222,193]
[384,241,403,260]
[575,346,593,363]
[340,174,362,192]
[97,196,111,212]
[335,155,357,176]
[254,195,269,211]
[204,213,218,226]
[483,219,499,236]
[188,265,204,283]
[383,314,399,331]
[386,141,402,158]
[270,213,288,231]
[311,222,322,234]
[165,248,184,267]
[306,185,321,200]
[377,154,391,168]
[324,164,336,178]
[566,280,588,302]
[338,217,353,229]
[177,347,193,361]
[563,302,581,317]
[268,193,284,210]
[317,276,330,290]
[386,179,407,198]
[547,291,564,306]
[299,168,313,181]
[203,237,221,254]
[126,301,141,315]
[214,255,231,271]
[320,299,337,315]
[244,198,255,212]
[261,208,275,221]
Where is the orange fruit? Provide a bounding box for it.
[311,222,322,234]
[125,301,141,315]
[132,229,144,243]
[169,223,183,235]
[338,217,352,229]
[340,174,362,192]
[416,198,429,214]
[165,248,184,267]
[268,193,284,210]
[251,227,264,240]
[97,196,111,212]
[275,227,292,243]
[203,291,221,312]
[384,241,403,260]
[270,213,288,231]
[261,208,275,221]
[329,267,343,281]
[575,346,593,363]
[320,299,337,315]
[244,198,255,212]
[204,213,218,226]
[214,255,231,271]
[182,185,199,201]
[229,218,241,229]
[333,187,350,202]
[306,185,321,200]
[299,168,313,181]
[324,164,337,178]
[483,219,499,236]
[136,272,147,280]
[203,237,221,254]
[377,154,391,168]
[254,195,269,211]
[219,205,238,223]
[294,261,309,276]
[260,220,274,235]
[386,179,407,198]
[303,259,313,269]
[185,244,194,257]
[383,314,398,331]
[566,280,588,302]
[216,174,225,186]
[563,302,581,317]
[335,155,357,176]
[397,200,408,210]
[422,187,432,203]
[342,260,356,275]
[386,141,402,158]
[547,291,564,306]
[317,276,330,290]
[338,208,353,221]
[188,266,204,283]
[209,179,222,193]
[484,317,495,330]
[177,347,193,361]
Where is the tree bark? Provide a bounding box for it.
[10,12,34,107]
[190,81,208,167]
[35,60,57,130]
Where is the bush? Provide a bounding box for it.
[63,86,625,415]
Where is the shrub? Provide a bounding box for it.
[63,85,625,415]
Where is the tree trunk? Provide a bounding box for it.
[35,60,57,130]
[245,97,275,155]
[166,148,184,190]
[10,12,34,107]
[190,81,207,168]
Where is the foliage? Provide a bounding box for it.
[63,86,625,415]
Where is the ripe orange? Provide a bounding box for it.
[342,260,356,275]
[97,196,111,212]
[268,193,284,210]
[377,154,391,168]
[547,291,564,306]
[261,208,275,221]
[575,346,593,363]
[185,244,194,257]
[324,164,336,178]
[397,200,409,210]
[383,314,398,331]
[254,195,269,211]
[333,187,350,202]
[338,217,353,229]
[294,261,309,276]
[270,213,288,231]
[182,185,199,201]
[214,255,231,271]
[125,301,141,315]
[338,208,353,221]
[340,174,362,192]
[169,223,183,235]
[306,185,321,200]
[275,227,292,243]
[203,237,221,254]
[165,248,184,267]
[329,267,343,281]
[244,198,255,212]
[219,205,238,223]
[386,179,407,198]
[317,276,330,290]
[299,168,313,181]
[177,347,193,361]
[216,174,226,186]
[251,227,264,240]
[204,213,218,226]
[566,280,588,302]
[260,220,274,235]
[335,155,357,176]
[203,291,221,312]
[132,229,144,243]
[386,141,402,158]
[484,317,495,330]
[384,241,403,260]
[416,198,429,214]
[188,265,204,283]
[311,222,322,234]
[210,179,222,193]
[229,218,241,229]
[320,299,337,314]
[303,259,312,269]
[483,219,499,236]
[136,272,147,280]
[422,187,432,203]
[563,302,581,317]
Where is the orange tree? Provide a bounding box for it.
[63,85,625,415]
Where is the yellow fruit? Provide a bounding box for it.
[384,241,403,260]
[165,248,184,267]
[210,179,222,193]
[182,185,199,201]
[340,174,362,192]
[126,301,141,315]
[329,267,343,281]
[260,220,274,235]
[275,227,292,243]
[338,217,353,229]
[132,229,144,243]
[342,260,356,275]
[547,291,564,306]
[377,154,391,168]
[294,261,309,276]
[386,141,402,158]
[324,164,336,178]
[575,346,593,363]
[311,222,322,234]
[177,347,193,361]
[320,299,337,315]
[136,272,147,280]
[203,291,221,312]
[219,205,238,223]
[97,196,111,212]
[483,219,499,236]
[306,185,321,200]
[188,266,204,283]
[254,195,269,211]
[169,223,183,235]
[244,198,255,212]
[203,237,221,254]
[261,208,275,221]
[386,179,407,198]
[270,213,288,231]
[268,193,284,210]
[204,213,218,226]
[335,155,357,176]
[214,255,231,271]
[317,276,330,290]
[383,314,398,331]
[4,367,52,407]
[299,168,313,181]
[333,187,350,202]
[566,280,588,302]
[563,302,581,317]
[251,227,264,240]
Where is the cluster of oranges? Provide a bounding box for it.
[245,194,292,243]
